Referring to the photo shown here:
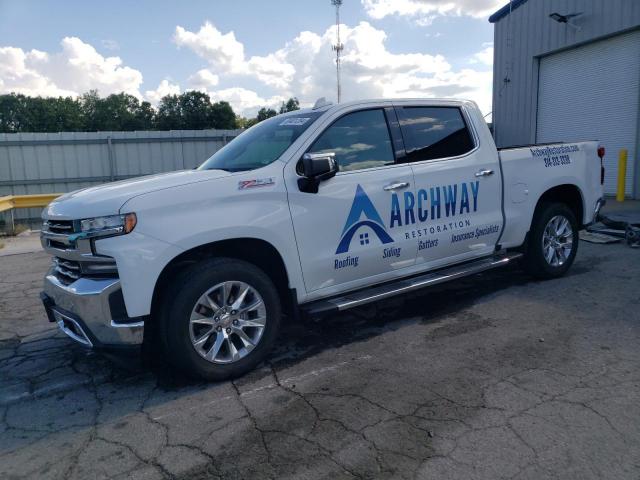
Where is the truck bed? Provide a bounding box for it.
[496,140,603,249]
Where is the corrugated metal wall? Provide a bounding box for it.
[536,30,640,195]
[0,129,240,225]
[492,0,640,147]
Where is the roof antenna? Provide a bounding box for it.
[331,0,344,103]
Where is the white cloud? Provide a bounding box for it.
[205,87,284,117]
[0,46,75,97]
[177,21,493,115]
[145,79,181,104]
[174,22,295,90]
[174,23,245,73]
[470,44,493,66]
[1,20,494,119]
[361,0,504,22]
[188,69,220,90]
[0,37,143,98]
[247,53,295,89]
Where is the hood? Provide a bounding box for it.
[44,169,230,220]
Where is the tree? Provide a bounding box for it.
[234,115,250,129]
[178,91,215,130]
[240,97,300,129]
[210,101,236,129]
[0,93,84,133]
[0,94,29,133]
[78,91,155,131]
[155,94,182,130]
[279,97,300,114]
[244,118,260,128]
[256,107,277,122]
[156,93,236,130]
[79,90,101,131]
[0,90,241,133]
[44,96,85,132]
[135,101,155,130]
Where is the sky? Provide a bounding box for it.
[0,0,504,118]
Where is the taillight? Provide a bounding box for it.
[597,145,605,185]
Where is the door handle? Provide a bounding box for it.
[475,169,494,177]
[383,181,410,191]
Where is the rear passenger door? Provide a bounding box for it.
[394,103,503,268]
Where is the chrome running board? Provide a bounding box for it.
[302,252,522,316]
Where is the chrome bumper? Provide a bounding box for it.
[42,270,144,348]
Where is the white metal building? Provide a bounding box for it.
[490,0,640,198]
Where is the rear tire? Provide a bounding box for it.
[522,202,579,279]
[159,258,281,381]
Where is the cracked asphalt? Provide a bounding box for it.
[1,242,639,479]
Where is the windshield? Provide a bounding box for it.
[199,111,324,171]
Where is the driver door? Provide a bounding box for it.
[286,107,416,296]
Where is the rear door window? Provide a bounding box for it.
[396,107,475,162]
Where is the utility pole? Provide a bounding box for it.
[331,0,344,103]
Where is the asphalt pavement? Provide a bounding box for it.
[0,238,639,479]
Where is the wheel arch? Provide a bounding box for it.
[149,238,296,326]
[532,184,585,228]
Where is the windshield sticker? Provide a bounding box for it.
[279,117,310,126]
[238,178,275,190]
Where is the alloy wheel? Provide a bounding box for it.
[189,281,267,364]
[542,215,574,267]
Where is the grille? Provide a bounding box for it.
[45,219,76,234]
[48,240,68,250]
[52,257,118,285]
[53,257,81,284]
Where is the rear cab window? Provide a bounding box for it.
[396,106,475,162]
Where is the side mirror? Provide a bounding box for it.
[298,152,338,193]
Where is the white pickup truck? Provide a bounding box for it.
[40,98,605,380]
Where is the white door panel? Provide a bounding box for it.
[287,106,418,294]
[394,104,503,265]
[289,165,416,292]
[410,156,502,264]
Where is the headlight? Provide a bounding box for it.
[79,213,137,236]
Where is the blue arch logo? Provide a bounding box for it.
[336,184,394,254]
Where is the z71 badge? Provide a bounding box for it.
[238,178,276,190]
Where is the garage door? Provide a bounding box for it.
[537,30,640,197]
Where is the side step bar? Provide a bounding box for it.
[302,252,523,316]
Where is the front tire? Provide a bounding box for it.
[159,258,281,381]
[523,202,579,279]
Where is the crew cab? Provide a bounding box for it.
[40,98,605,380]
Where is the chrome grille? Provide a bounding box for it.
[42,219,77,252]
[52,257,119,285]
[53,257,82,284]
[44,219,76,234]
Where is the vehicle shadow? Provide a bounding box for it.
[6,256,594,401]
[138,262,535,389]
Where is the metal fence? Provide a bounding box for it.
[0,129,241,229]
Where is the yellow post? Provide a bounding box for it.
[616,149,627,202]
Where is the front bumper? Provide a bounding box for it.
[42,270,144,349]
